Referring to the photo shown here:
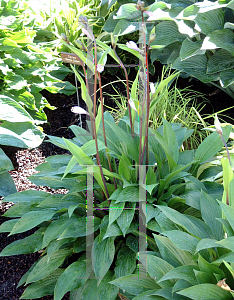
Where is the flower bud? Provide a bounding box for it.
[214,114,222,135]
[79,15,88,28]
[149,33,156,43]
[136,1,145,11]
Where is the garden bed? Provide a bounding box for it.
[1,66,234,299]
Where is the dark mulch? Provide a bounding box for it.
[1,64,234,300]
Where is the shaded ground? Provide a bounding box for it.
[0,64,234,299]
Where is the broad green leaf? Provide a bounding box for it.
[155,21,188,47]
[198,255,225,277]
[219,202,234,231]
[180,38,205,60]
[10,210,56,235]
[195,126,231,163]
[114,4,140,20]
[116,186,140,203]
[2,190,49,203]
[110,274,160,296]
[163,230,199,253]
[159,265,199,285]
[207,49,234,74]
[0,121,45,148]
[70,271,118,300]
[216,236,234,252]
[109,200,125,227]
[114,246,136,278]
[63,138,94,165]
[195,9,224,35]
[0,229,44,256]
[138,253,174,283]
[153,234,196,267]
[200,191,224,240]
[0,95,33,122]
[163,119,179,164]
[194,270,216,284]
[117,202,136,236]
[132,290,161,300]
[204,29,234,55]
[196,238,223,253]
[47,238,75,262]
[172,54,218,83]
[26,249,72,284]
[157,205,213,239]
[20,269,64,299]
[177,283,232,299]
[0,171,17,197]
[54,259,92,300]
[92,236,115,285]
[43,214,100,247]
[0,218,18,233]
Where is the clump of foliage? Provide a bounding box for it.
[0,0,77,196]
[102,0,234,98]
[1,8,234,300]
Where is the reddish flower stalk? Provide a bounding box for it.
[112,46,134,138]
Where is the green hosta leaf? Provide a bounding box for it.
[153,234,196,267]
[196,238,223,253]
[92,236,115,285]
[207,49,234,74]
[70,271,119,300]
[172,54,218,83]
[20,269,64,299]
[216,236,234,252]
[5,74,27,90]
[26,249,72,284]
[219,202,234,231]
[195,9,224,35]
[0,171,17,197]
[0,95,33,123]
[110,274,160,296]
[132,290,162,300]
[54,259,93,300]
[2,190,49,203]
[220,68,234,88]
[117,202,136,236]
[47,238,75,262]
[138,253,174,283]
[109,200,125,227]
[159,265,199,285]
[177,283,232,299]
[0,121,45,148]
[0,218,18,233]
[163,119,179,164]
[8,29,36,44]
[9,210,56,235]
[195,125,232,164]
[214,252,234,264]
[155,21,188,47]
[203,29,234,55]
[198,255,225,277]
[0,228,44,256]
[163,230,199,253]
[180,38,205,60]
[114,246,136,278]
[103,221,122,239]
[43,214,101,247]
[194,270,216,284]
[114,4,141,20]
[157,205,213,239]
[200,191,224,240]
[116,186,140,203]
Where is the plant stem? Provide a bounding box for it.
[112,46,134,137]
[98,72,117,190]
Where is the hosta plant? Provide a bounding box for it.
[102,0,234,97]
[1,13,234,300]
[0,0,76,180]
